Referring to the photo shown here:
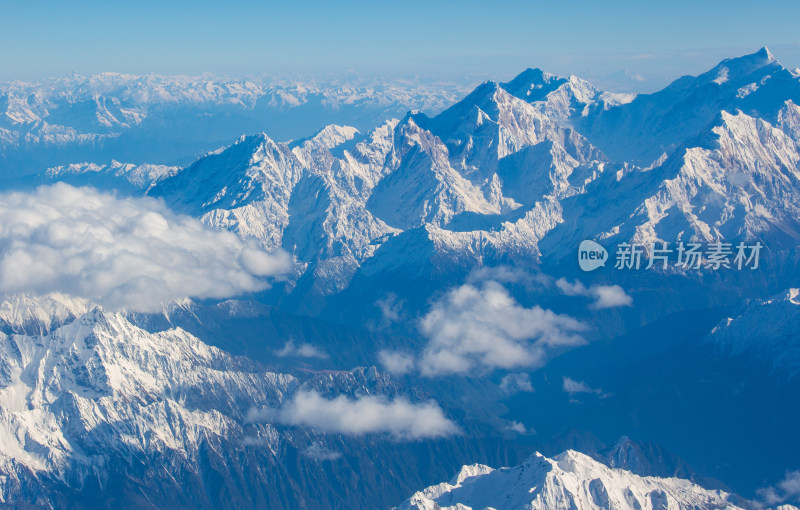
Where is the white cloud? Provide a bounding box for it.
[378,350,416,375]
[555,279,589,296]
[303,441,342,462]
[758,470,800,505]
[506,421,531,435]
[562,377,606,398]
[591,285,633,309]
[247,391,459,440]
[467,266,551,289]
[276,340,328,359]
[0,184,291,312]
[500,373,534,394]
[556,278,633,309]
[376,293,403,322]
[417,281,585,376]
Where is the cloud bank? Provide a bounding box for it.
[416,281,586,376]
[247,391,459,440]
[0,184,291,312]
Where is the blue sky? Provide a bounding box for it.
[2,0,799,91]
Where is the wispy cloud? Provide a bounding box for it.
[466,266,551,290]
[373,292,405,329]
[276,340,328,359]
[303,441,342,462]
[758,470,800,506]
[506,421,531,435]
[378,350,416,375]
[562,377,608,400]
[556,278,633,309]
[0,184,291,312]
[247,391,459,440]
[500,373,534,394]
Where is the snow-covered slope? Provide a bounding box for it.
[542,104,800,258]
[579,47,800,164]
[709,288,800,379]
[0,294,487,509]
[0,303,292,480]
[396,450,762,510]
[0,293,91,335]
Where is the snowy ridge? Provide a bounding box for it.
[0,293,91,335]
[0,72,475,182]
[0,73,465,128]
[41,160,181,190]
[397,449,769,510]
[0,305,294,479]
[546,104,800,254]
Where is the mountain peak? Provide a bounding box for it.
[502,68,568,102]
[398,448,747,510]
[708,46,784,82]
[760,45,777,63]
[289,124,359,151]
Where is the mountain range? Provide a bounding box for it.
[0,47,799,508]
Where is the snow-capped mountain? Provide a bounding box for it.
[29,160,181,192]
[578,47,800,164]
[0,294,507,509]
[132,47,800,317]
[0,298,292,503]
[141,67,612,298]
[2,48,800,509]
[0,73,470,176]
[396,449,767,510]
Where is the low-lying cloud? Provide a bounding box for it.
[247,391,459,440]
[415,281,586,376]
[0,184,291,312]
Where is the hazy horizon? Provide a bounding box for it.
[3,0,799,93]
